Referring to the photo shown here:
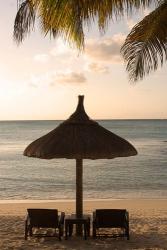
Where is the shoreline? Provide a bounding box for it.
[0,197,167,203]
[0,199,166,216]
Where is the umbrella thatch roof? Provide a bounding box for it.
[24,96,137,159]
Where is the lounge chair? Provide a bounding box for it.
[25,208,65,241]
[92,209,129,240]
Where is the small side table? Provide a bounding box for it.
[65,214,90,240]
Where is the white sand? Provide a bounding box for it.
[0,199,167,250]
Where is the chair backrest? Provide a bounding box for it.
[95,209,127,228]
[27,209,58,228]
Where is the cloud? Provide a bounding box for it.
[126,7,152,31]
[85,34,126,63]
[126,18,137,30]
[49,38,79,62]
[28,71,87,87]
[33,39,79,65]
[87,62,110,74]
[50,39,72,56]
[54,72,86,85]
[29,82,38,88]
[28,73,50,87]
[33,54,50,63]
[143,7,152,16]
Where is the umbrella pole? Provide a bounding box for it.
[76,158,83,235]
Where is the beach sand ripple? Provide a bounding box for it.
[0,200,167,250]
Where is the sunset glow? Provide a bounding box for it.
[0,2,166,120]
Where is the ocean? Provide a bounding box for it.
[0,120,167,200]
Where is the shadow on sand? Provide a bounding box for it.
[0,215,166,250]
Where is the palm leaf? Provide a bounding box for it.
[39,0,84,49]
[121,0,167,82]
[13,0,36,44]
[39,0,154,49]
[14,0,154,48]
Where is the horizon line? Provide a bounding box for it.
[0,118,167,122]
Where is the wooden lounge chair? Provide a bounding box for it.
[92,209,129,240]
[25,208,65,241]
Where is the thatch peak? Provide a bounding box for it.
[64,95,96,124]
[23,95,137,159]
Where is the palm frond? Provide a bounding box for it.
[121,0,167,82]
[39,0,84,49]
[14,0,154,47]
[13,0,36,44]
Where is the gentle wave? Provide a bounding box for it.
[0,120,167,200]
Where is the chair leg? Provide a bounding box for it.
[69,224,73,237]
[25,221,28,240]
[86,219,90,237]
[84,224,87,240]
[126,226,130,240]
[127,230,130,240]
[93,224,96,238]
[29,226,33,237]
[58,228,61,241]
[65,223,68,240]
[60,225,64,237]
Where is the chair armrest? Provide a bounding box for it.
[92,211,96,222]
[93,211,98,226]
[25,214,30,225]
[92,211,97,238]
[59,212,65,225]
[125,211,129,223]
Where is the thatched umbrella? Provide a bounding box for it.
[24,95,137,220]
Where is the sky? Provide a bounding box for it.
[0,1,167,120]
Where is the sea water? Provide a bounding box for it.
[0,120,167,200]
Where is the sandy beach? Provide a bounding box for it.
[0,199,166,250]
